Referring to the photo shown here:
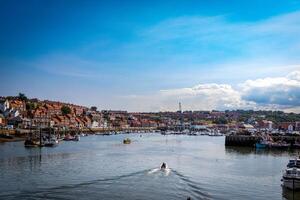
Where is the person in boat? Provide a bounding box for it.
[160,162,167,170]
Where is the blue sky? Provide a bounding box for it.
[1,0,300,112]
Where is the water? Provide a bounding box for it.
[0,133,299,200]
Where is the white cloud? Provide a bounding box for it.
[125,71,300,112]
[240,71,300,107]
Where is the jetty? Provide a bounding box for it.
[225,134,300,148]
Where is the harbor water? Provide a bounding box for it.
[0,133,299,200]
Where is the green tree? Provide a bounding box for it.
[90,106,97,111]
[18,93,28,101]
[213,117,228,124]
[26,102,37,111]
[61,105,72,115]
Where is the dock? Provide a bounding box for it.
[225,135,300,147]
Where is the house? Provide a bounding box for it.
[7,116,23,128]
[238,123,255,134]
[258,120,273,130]
[32,109,51,127]
[0,114,5,126]
[10,100,26,112]
[75,117,85,128]
[278,122,298,131]
[44,104,62,115]
[0,99,10,112]
[66,114,76,128]
[3,108,20,118]
[82,116,92,128]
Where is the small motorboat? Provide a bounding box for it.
[123,138,131,144]
[160,162,167,170]
[74,135,80,141]
[24,139,40,147]
[63,134,74,141]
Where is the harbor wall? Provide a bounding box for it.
[225,135,300,147]
[225,135,259,147]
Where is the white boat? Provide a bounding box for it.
[74,135,80,141]
[282,168,300,190]
[282,158,300,190]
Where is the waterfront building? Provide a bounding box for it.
[0,99,10,112]
[0,114,6,126]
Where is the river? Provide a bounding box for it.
[0,133,299,200]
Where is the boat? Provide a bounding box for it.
[63,134,79,141]
[270,141,290,149]
[24,139,40,147]
[63,134,75,141]
[287,158,300,168]
[282,158,300,190]
[44,137,59,147]
[123,138,131,144]
[160,162,167,170]
[293,143,300,149]
[255,139,269,148]
[74,135,80,141]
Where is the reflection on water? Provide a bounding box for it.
[282,187,300,200]
[0,134,298,200]
[225,146,300,157]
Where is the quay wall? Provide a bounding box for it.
[225,135,259,147]
[0,127,158,136]
[225,135,300,147]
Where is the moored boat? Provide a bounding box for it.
[282,168,300,190]
[255,139,269,148]
[282,157,300,190]
[74,135,80,141]
[123,138,131,144]
[63,134,75,141]
[270,141,290,149]
[44,137,59,147]
[24,139,40,147]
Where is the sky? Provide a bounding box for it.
[1,0,300,112]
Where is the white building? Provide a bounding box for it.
[0,99,10,112]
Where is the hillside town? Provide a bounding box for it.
[1,93,300,136]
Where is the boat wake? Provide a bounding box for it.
[0,168,210,200]
[148,167,171,176]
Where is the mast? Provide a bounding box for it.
[179,102,183,131]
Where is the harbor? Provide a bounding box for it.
[0,133,299,200]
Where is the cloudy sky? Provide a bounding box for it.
[1,0,300,112]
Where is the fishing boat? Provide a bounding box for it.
[123,138,131,144]
[270,141,290,149]
[282,158,300,190]
[255,139,269,148]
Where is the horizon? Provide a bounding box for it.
[1,0,300,112]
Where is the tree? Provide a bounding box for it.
[18,93,28,101]
[26,102,37,111]
[213,117,228,124]
[61,105,71,115]
[90,106,97,111]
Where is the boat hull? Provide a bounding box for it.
[255,142,267,148]
[282,178,300,190]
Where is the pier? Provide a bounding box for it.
[225,135,300,147]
